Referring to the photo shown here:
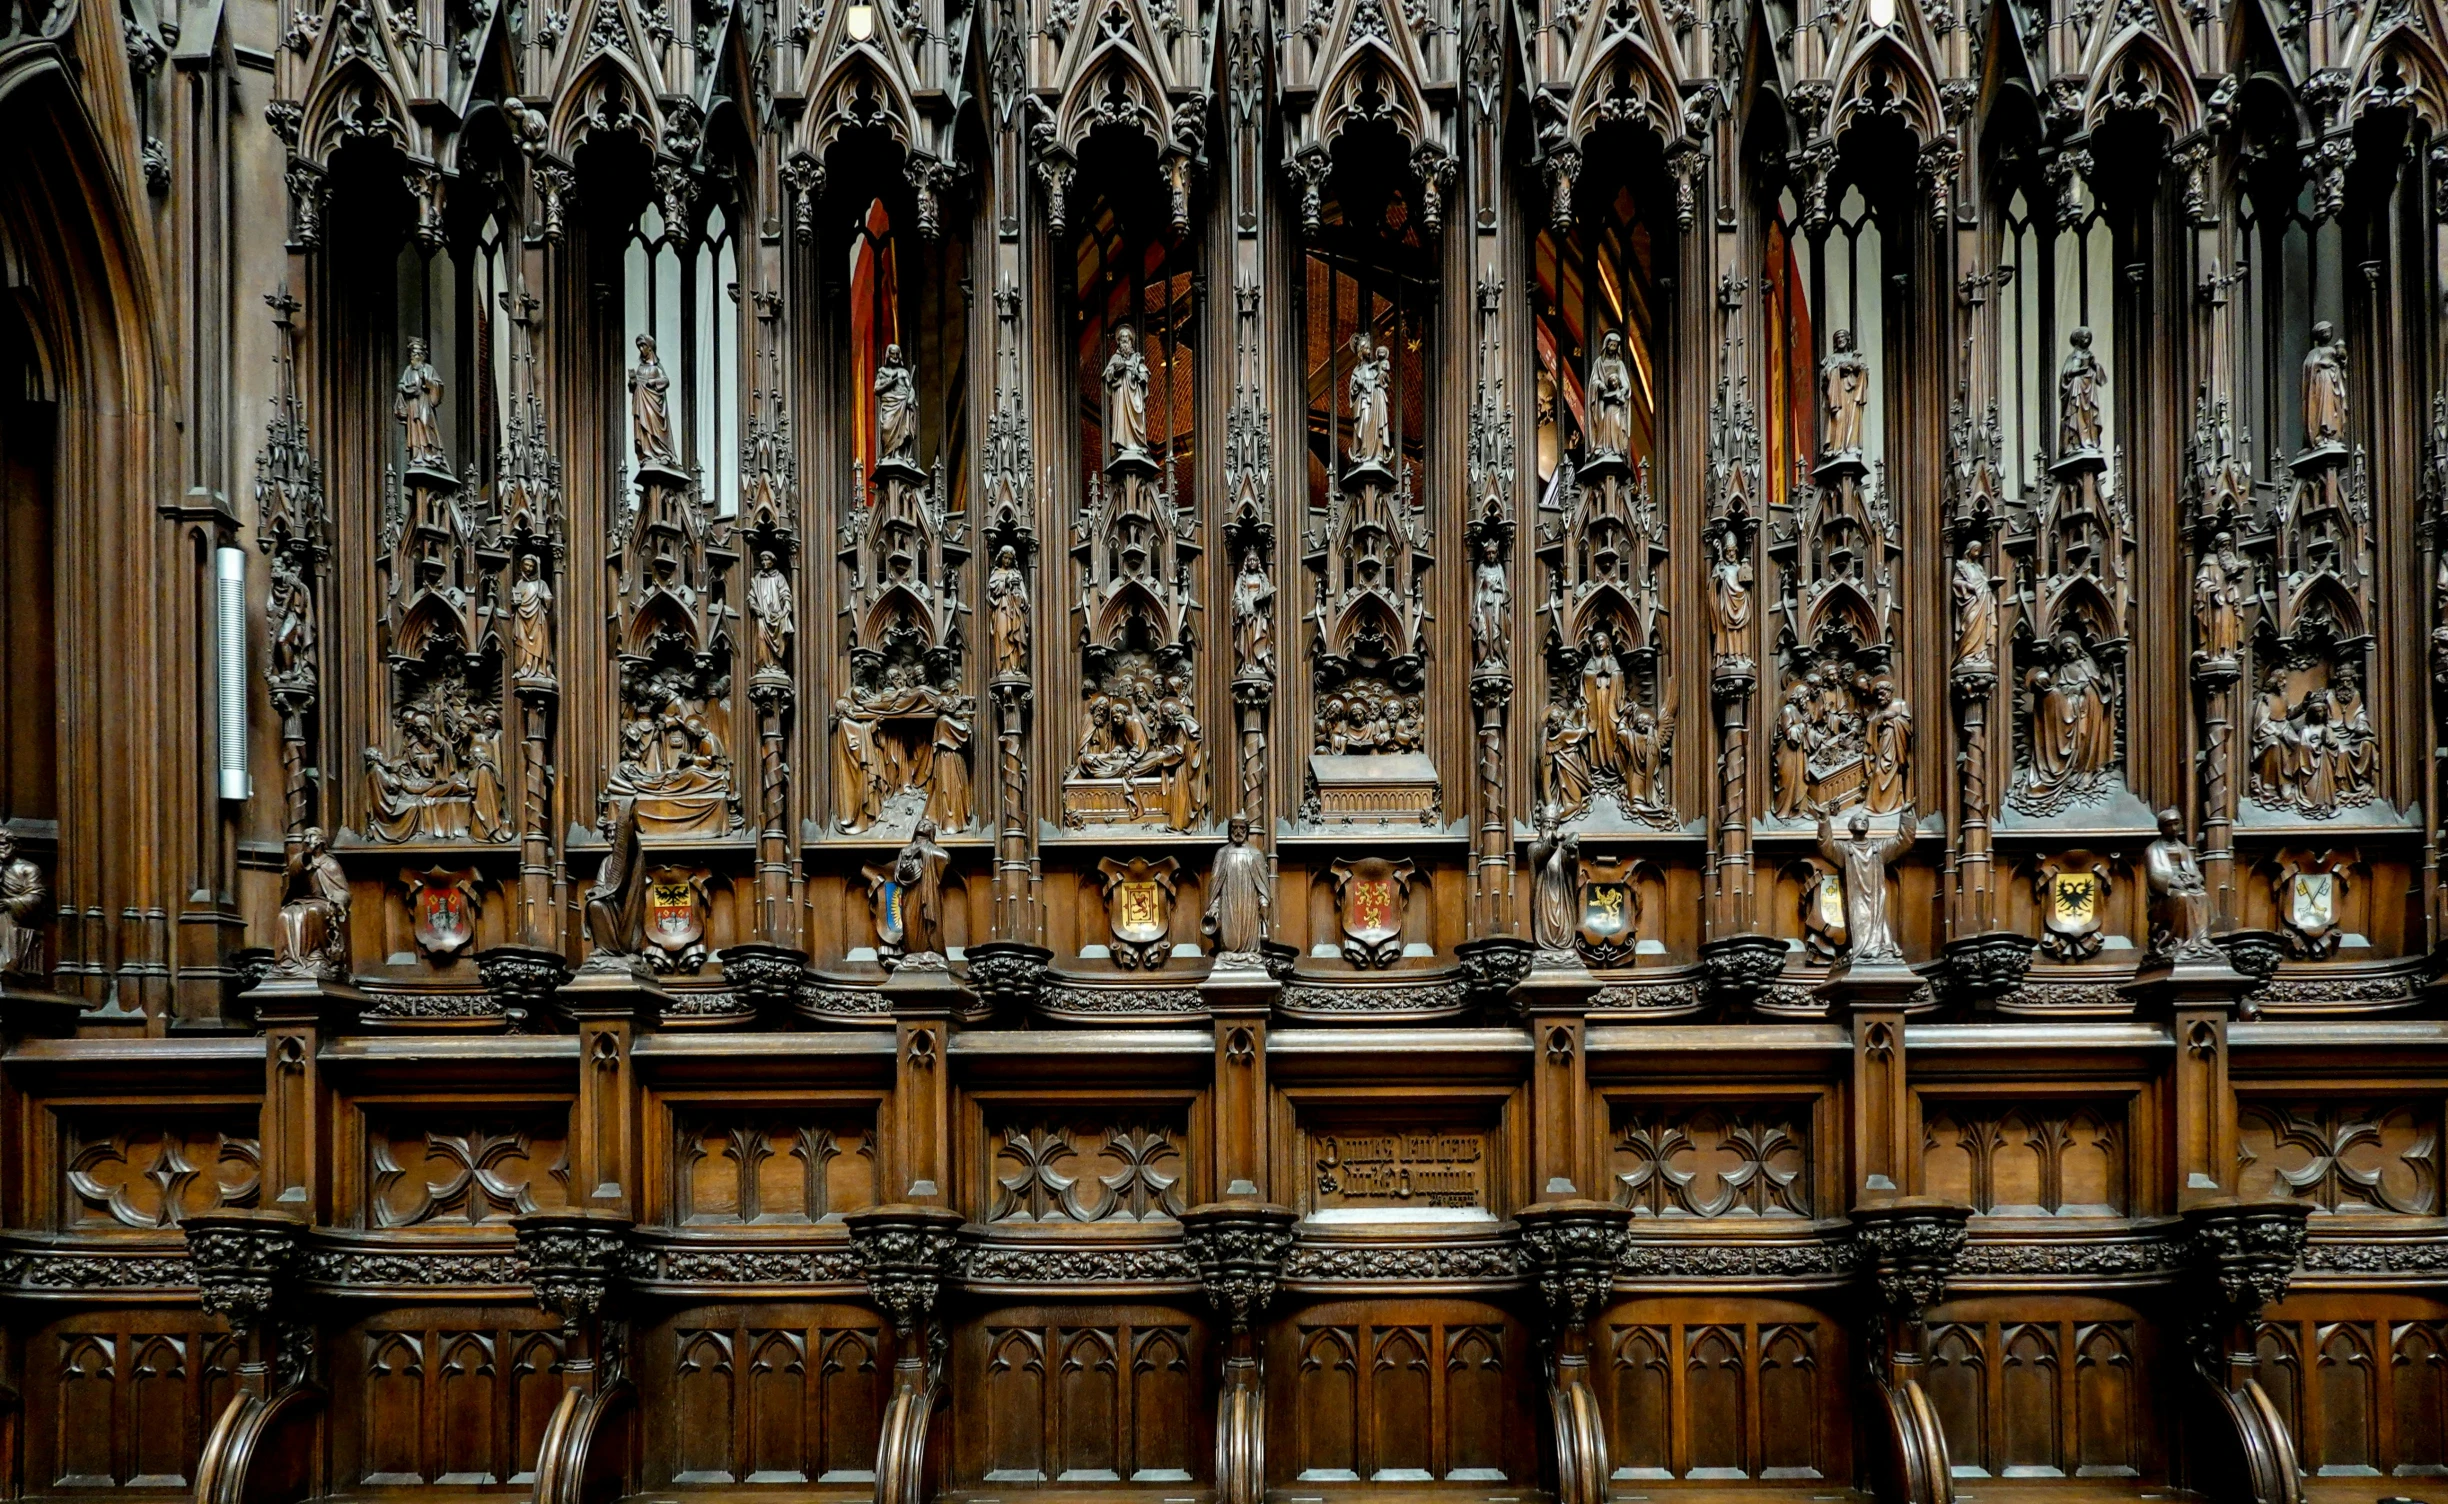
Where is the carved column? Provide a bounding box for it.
[847,1204,966,1504]
[556,986,646,1215]
[1203,957,1280,1199]
[1516,1200,1632,1504]
[889,971,961,1203]
[186,1209,317,1504]
[1519,976,1597,1198]
[2131,947,2251,1210]
[512,1209,636,1504]
[1836,968,1924,1201]
[1181,1202,1298,1504]
[1849,1199,1971,1504]
[2178,1200,2312,1504]
[249,974,351,1219]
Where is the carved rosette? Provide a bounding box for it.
[718,943,808,1017]
[475,943,572,1028]
[2182,1199,2309,1320]
[1179,1202,1299,1334]
[510,1210,633,1324]
[1698,932,1787,1010]
[1453,935,1533,1012]
[845,1204,966,1338]
[182,1209,308,1335]
[964,940,1053,1017]
[1516,1200,1633,1331]
[1848,1199,1971,1319]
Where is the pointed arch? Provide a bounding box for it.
[2350,22,2448,131]
[1315,36,1433,153]
[1827,34,1944,144]
[1564,31,1681,147]
[1054,39,1177,157]
[298,58,415,167]
[2085,24,2202,136]
[801,48,924,166]
[548,48,666,160]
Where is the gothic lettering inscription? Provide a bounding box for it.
[1312,1131,1488,1210]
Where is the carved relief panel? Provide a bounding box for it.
[985,1117,1189,1224]
[1596,1301,1841,1483]
[58,1114,261,1231]
[1921,1302,2152,1481]
[1271,1305,1527,1484]
[1608,1101,1814,1219]
[642,1311,884,1487]
[336,1316,566,1489]
[362,1111,572,1229]
[671,1110,879,1225]
[2257,1303,2448,1479]
[27,1313,242,1494]
[962,1312,1205,1486]
[1918,1098,2131,1217]
[2236,1100,2440,1215]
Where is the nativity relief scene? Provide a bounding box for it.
[9,0,2448,1491]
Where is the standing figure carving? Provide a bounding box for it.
[1863,681,1911,814]
[1820,329,1869,458]
[1346,333,1394,469]
[876,343,920,467]
[1231,552,1275,682]
[2303,321,2348,452]
[878,818,949,967]
[0,831,46,982]
[2143,807,2217,961]
[1950,538,1995,674]
[267,559,316,685]
[1586,331,1634,459]
[2058,326,2106,456]
[988,548,1030,677]
[1470,538,1509,671]
[631,334,677,467]
[1203,813,1272,958]
[583,799,646,964]
[395,338,444,468]
[1817,803,1915,964]
[1104,324,1150,461]
[468,707,506,842]
[1528,804,1579,955]
[275,826,351,979]
[1771,679,1811,820]
[1709,531,1753,670]
[509,554,554,685]
[748,550,793,671]
[2193,533,2243,665]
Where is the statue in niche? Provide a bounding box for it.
[1580,626,1633,773]
[267,559,315,686]
[988,547,1030,677]
[1817,801,1915,964]
[1528,803,1579,955]
[468,706,506,842]
[833,692,887,831]
[2193,533,2244,666]
[395,338,444,468]
[748,550,793,670]
[1820,329,1869,458]
[1202,812,1272,958]
[1346,332,1394,469]
[1863,681,1911,814]
[1950,537,1995,674]
[1709,530,1753,670]
[2058,326,2107,457]
[1103,324,1150,461]
[608,668,734,834]
[275,826,350,979]
[1470,537,1509,671]
[1771,678,1812,820]
[1231,551,1275,682]
[2303,320,2348,453]
[583,799,644,963]
[365,708,474,842]
[877,817,949,968]
[2143,807,2217,962]
[0,830,47,981]
[924,698,974,831]
[1072,666,1208,829]
[630,334,677,467]
[876,342,920,468]
[1586,331,1634,459]
[1542,701,1594,819]
[2023,632,2115,801]
[508,554,553,686]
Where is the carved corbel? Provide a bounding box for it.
[1517,1200,1631,1504]
[1917,134,1958,225]
[1031,123,1076,237]
[186,1210,319,1504]
[2179,1199,2310,1504]
[1667,139,1706,230]
[847,1204,965,1504]
[782,151,824,242]
[1543,140,1581,230]
[534,161,576,242]
[1181,1202,1299,1504]
[1288,144,1331,236]
[512,1209,636,1504]
[1848,1198,1971,1504]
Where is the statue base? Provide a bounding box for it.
[1816,955,1930,1015]
[0,984,87,1037]
[2123,948,2251,1015]
[240,971,369,1029]
[1201,954,1280,1018]
[553,960,671,1026]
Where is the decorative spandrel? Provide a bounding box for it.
[832,345,975,838]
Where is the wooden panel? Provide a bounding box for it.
[1309,1132,1491,1213]
[956,1306,1208,1487]
[2258,1295,2448,1479]
[1920,1099,2128,1216]
[58,1113,260,1230]
[333,1312,565,1488]
[639,1307,885,1486]
[2237,1100,2441,1214]
[1593,1298,1842,1482]
[1924,1296,2156,1480]
[1609,1103,1812,1218]
[363,1112,572,1229]
[22,1312,239,1496]
[1269,1300,1531,1485]
[672,1112,878,1224]
[987,1117,1188,1224]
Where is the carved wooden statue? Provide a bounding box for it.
[988,547,1029,677]
[1817,803,1915,964]
[2058,326,2106,457]
[2193,532,2244,666]
[630,334,677,467]
[1586,331,1633,459]
[1103,324,1150,460]
[1863,681,1911,814]
[0,831,46,982]
[2024,632,2114,799]
[748,551,793,670]
[1820,329,1869,459]
[1231,550,1275,682]
[1949,537,1995,674]
[394,338,444,469]
[508,553,554,685]
[1709,530,1753,671]
[266,559,316,687]
[275,826,350,979]
[1528,804,1578,955]
[1346,333,1393,469]
[879,818,950,968]
[2303,320,2348,453]
[2143,808,2217,962]
[876,343,920,467]
[1469,537,1509,670]
[1202,813,1271,958]
[583,799,646,964]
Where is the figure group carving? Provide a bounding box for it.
[2249,665,2377,816]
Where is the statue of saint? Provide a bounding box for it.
[1771,679,1811,820]
[1586,331,1634,459]
[275,826,351,979]
[1202,812,1272,958]
[748,551,793,670]
[1579,627,1632,775]
[2143,807,2217,962]
[1346,333,1394,469]
[1542,703,1593,821]
[468,707,506,843]
[832,695,886,833]
[1470,537,1510,670]
[880,818,949,967]
[1528,804,1579,955]
[2026,632,2114,797]
[1709,530,1753,669]
[630,334,677,466]
[0,831,46,982]
[2058,325,2107,456]
[1231,552,1275,683]
[875,343,919,467]
[1104,324,1150,461]
[2193,533,2243,665]
[395,338,445,468]
[1817,802,1915,964]
[267,559,316,686]
[1863,682,1911,814]
[583,799,645,964]
[1949,536,1995,674]
[988,547,1029,678]
[509,554,553,686]
[2302,320,2348,452]
[1820,328,1870,458]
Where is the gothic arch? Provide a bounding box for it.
[1825,35,1944,145]
[2348,23,2448,131]
[1563,32,1682,148]
[2085,25,2202,137]
[298,59,415,169]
